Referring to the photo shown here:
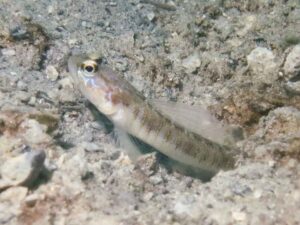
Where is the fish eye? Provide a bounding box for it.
[81,60,98,76]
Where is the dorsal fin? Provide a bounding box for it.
[150,99,243,146]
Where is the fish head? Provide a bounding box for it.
[68,54,124,116]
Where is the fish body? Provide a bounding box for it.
[68,55,236,174]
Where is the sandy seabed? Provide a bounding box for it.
[0,0,300,224]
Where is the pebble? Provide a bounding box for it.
[0,136,22,154]
[1,48,16,56]
[268,160,276,168]
[20,119,52,144]
[68,38,79,45]
[0,186,28,223]
[58,88,76,103]
[81,142,103,152]
[285,80,300,95]
[24,193,40,207]
[0,186,28,202]
[136,153,159,176]
[182,52,201,74]
[253,189,263,199]
[146,12,156,21]
[28,96,37,105]
[247,47,278,84]
[47,5,54,14]
[45,65,59,81]
[58,77,73,89]
[284,44,300,79]
[292,190,300,201]
[14,90,30,102]
[232,211,247,221]
[143,192,154,201]
[0,150,45,189]
[236,15,257,37]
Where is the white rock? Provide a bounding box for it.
[0,186,28,202]
[147,11,156,21]
[253,189,263,199]
[24,193,40,207]
[285,80,300,94]
[47,5,54,14]
[14,91,30,102]
[1,48,16,56]
[0,150,45,188]
[236,15,257,37]
[0,186,28,223]
[182,52,201,73]
[292,190,300,201]
[68,39,78,45]
[28,96,37,105]
[58,77,73,89]
[284,44,300,79]
[80,142,103,152]
[58,88,76,103]
[46,65,59,81]
[232,211,247,221]
[247,47,278,83]
[0,136,22,154]
[20,119,52,144]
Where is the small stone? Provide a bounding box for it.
[114,57,129,72]
[147,12,156,21]
[108,2,117,6]
[58,77,73,89]
[28,96,37,105]
[81,21,92,28]
[136,152,159,176]
[232,211,247,221]
[0,186,28,222]
[47,5,54,14]
[16,80,27,90]
[287,158,297,168]
[135,54,145,62]
[0,136,22,155]
[284,44,300,80]
[182,52,201,74]
[236,15,257,37]
[143,192,154,201]
[14,91,30,102]
[247,47,278,84]
[0,186,28,202]
[45,65,59,81]
[285,80,300,95]
[24,193,40,207]
[81,21,87,27]
[20,119,52,144]
[292,190,300,201]
[46,88,59,103]
[1,48,16,56]
[268,160,276,168]
[58,88,76,103]
[253,189,263,199]
[0,150,45,188]
[81,142,103,152]
[149,175,163,185]
[68,39,78,45]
